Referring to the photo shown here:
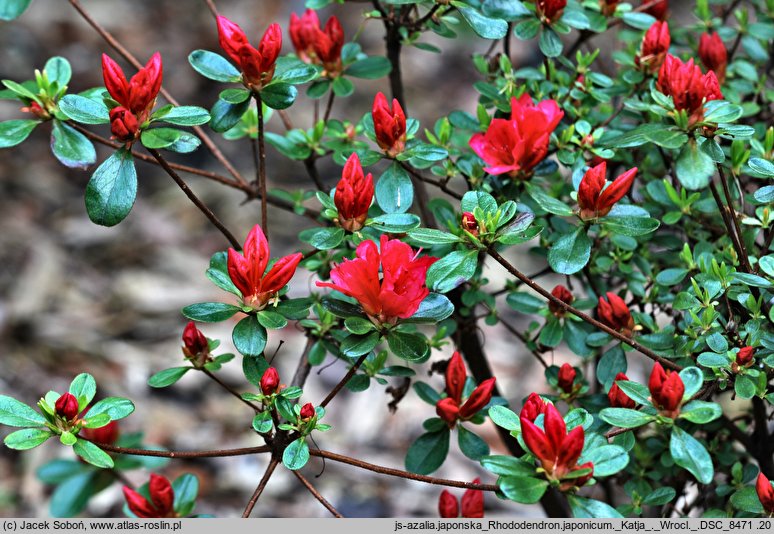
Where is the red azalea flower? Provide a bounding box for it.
[260,367,280,396]
[699,31,728,84]
[334,153,374,232]
[316,235,437,324]
[290,9,344,76]
[217,16,281,91]
[227,224,303,310]
[102,52,162,117]
[577,161,637,220]
[469,94,563,179]
[55,393,79,421]
[642,0,668,20]
[548,284,574,317]
[648,362,684,418]
[182,321,209,362]
[521,392,549,423]
[372,92,407,157]
[736,346,755,367]
[289,9,321,63]
[557,363,576,395]
[757,473,774,515]
[608,372,636,409]
[657,54,723,125]
[435,352,496,427]
[635,21,670,73]
[536,0,567,23]
[123,474,176,518]
[597,292,634,335]
[300,403,316,421]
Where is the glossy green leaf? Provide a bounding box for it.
[51,120,96,169]
[84,148,137,226]
[548,228,591,275]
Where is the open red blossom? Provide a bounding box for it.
[557,363,576,395]
[102,52,162,117]
[182,321,208,360]
[536,0,567,22]
[435,352,496,426]
[520,403,590,483]
[372,92,407,157]
[608,372,635,409]
[438,480,484,518]
[736,346,755,367]
[648,363,684,418]
[757,473,774,515]
[699,31,728,84]
[469,94,563,179]
[290,10,344,75]
[548,284,574,317]
[657,54,723,125]
[334,152,373,232]
[217,16,281,91]
[316,235,437,324]
[577,161,637,220]
[521,393,548,423]
[598,292,634,335]
[635,21,670,73]
[642,0,668,20]
[123,474,176,518]
[260,367,280,396]
[227,225,303,310]
[55,393,79,421]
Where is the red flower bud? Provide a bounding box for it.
[642,0,668,20]
[289,9,321,63]
[123,474,176,518]
[459,378,496,419]
[699,32,728,84]
[549,284,574,317]
[736,346,755,366]
[520,392,548,423]
[636,21,670,73]
[461,212,482,236]
[102,52,162,116]
[520,403,585,481]
[21,101,50,120]
[757,473,774,515]
[607,372,635,409]
[300,402,316,421]
[260,367,280,396]
[460,479,484,518]
[436,397,460,426]
[80,420,119,445]
[109,107,139,143]
[373,92,407,156]
[438,490,459,518]
[648,363,684,417]
[562,461,594,491]
[657,54,723,126]
[217,16,281,91]
[334,152,373,232]
[536,0,567,22]
[182,321,209,360]
[597,292,634,335]
[290,10,344,75]
[557,363,576,394]
[577,162,637,220]
[445,352,466,405]
[55,393,79,421]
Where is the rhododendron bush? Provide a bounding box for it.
[2,0,774,520]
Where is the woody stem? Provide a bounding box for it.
[201,368,261,412]
[242,458,280,518]
[84,441,271,458]
[254,93,269,237]
[292,471,344,518]
[319,354,368,408]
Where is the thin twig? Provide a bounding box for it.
[243,458,280,518]
[717,165,751,270]
[319,354,368,408]
[85,441,271,458]
[254,93,269,236]
[201,368,261,412]
[322,91,336,124]
[292,471,344,518]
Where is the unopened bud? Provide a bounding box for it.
[55,393,79,421]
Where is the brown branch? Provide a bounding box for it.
[254,93,269,237]
[323,91,336,124]
[292,471,344,518]
[85,441,271,458]
[242,458,280,518]
[201,367,260,412]
[319,354,368,408]
[717,166,751,271]
[203,0,219,17]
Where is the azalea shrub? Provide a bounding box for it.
[2,0,774,520]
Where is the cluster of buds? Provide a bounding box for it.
[657,54,723,127]
[290,9,345,77]
[102,52,162,144]
[635,21,670,73]
[535,0,567,24]
[217,16,282,92]
[648,363,684,419]
[260,367,281,396]
[334,153,373,233]
[435,352,496,427]
[182,322,210,368]
[557,363,579,397]
[607,372,636,409]
[597,292,635,336]
[438,480,484,518]
[577,162,637,220]
[372,92,407,157]
[757,473,774,516]
[123,474,177,518]
[698,31,728,84]
[732,346,755,373]
[548,285,574,318]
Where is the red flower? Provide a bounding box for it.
[699,31,728,84]
[217,16,282,91]
[557,363,576,395]
[55,393,79,421]
[289,9,321,63]
[461,212,482,237]
[372,92,407,157]
[182,321,209,361]
[648,363,684,418]
[260,367,280,396]
[548,284,574,317]
[290,10,344,75]
[300,402,316,421]
[438,480,484,518]
[316,235,437,324]
[227,224,303,310]
[109,107,139,143]
[597,292,634,335]
[521,392,548,423]
[123,474,176,518]
[536,0,567,22]
[577,161,637,220]
[608,372,636,409]
[334,153,373,232]
[102,52,162,117]
[657,54,723,125]
[438,490,459,518]
[642,0,668,20]
[469,94,563,179]
[80,420,119,445]
[736,346,755,367]
[435,352,496,426]
[520,403,589,483]
[636,21,670,73]
[757,473,774,515]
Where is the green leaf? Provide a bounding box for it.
[670,426,713,484]
[642,487,676,506]
[488,405,520,431]
[219,88,251,104]
[0,119,38,148]
[413,382,441,405]
[604,124,687,150]
[68,373,97,411]
[679,400,722,424]
[527,185,574,216]
[0,395,46,427]
[539,318,563,348]
[730,486,764,513]
[426,250,479,293]
[581,445,629,477]
[44,56,72,87]
[457,425,490,460]
[261,83,297,110]
[58,95,110,124]
[602,216,660,237]
[148,367,191,388]
[141,128,201,153]
[332,76,354,97]
[252,411,273,434]
[369,212,421,232]
[60,431,77,446]
[72,439,114,469]
[597,345,626,391]
[210,98,250,133]
[81,413,111,429]
[283,438,310,470]
[4,428,52,450]
[748,158,774,178]
[615,381,652,406]
[84,148,137,227]
[386,331,429,362]
[499,476,548,504]
[697,352,729,368]
[160,106,210,126]
[256,310,288,330]
[345,56,392,79]
[679,366,703,399]
[403,293,455,323]
[513,18,541,40]
[48,471,99,518]
[51,120,96,169]
[232,315,268,357]
[309,227,344,250]
[735,374,756,399]
[182,302,240,322]
[405,428,449,475]
[340,331,381,357]
[455,5,509,39]
[407,228,462,246]
[567,495,623,518]
[84,397,134,422]
[188,50,241,82]
[676,142,715,190]
[273,57,319,85]
[461,190,497,214]
[599,408,655,428]
[506,292,545,314]
[538,27,563,57]
[321,297,364,318]
[0,0,32,20]
[480,455,536,477]
[703,100,743,123]
[344,317,375,335]
[622,12,657,29]
[206,251,241,296]
[656,268,689,286]
[172,473,199,517]
[548,228,591,275]
[376,162,413,214]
